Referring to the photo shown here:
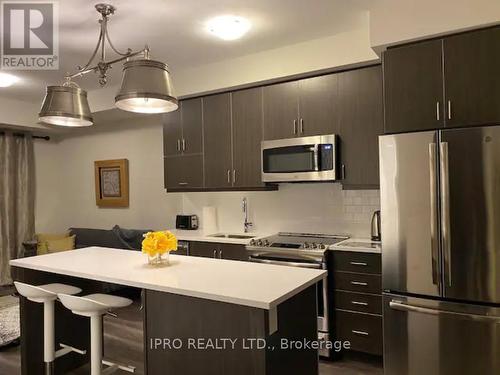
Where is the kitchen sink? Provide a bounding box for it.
[209,233,256,239]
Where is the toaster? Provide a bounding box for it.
[176,215,199,230]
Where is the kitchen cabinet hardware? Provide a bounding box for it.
[300,118,304,134]
[436,102,440,121]
[352,330,369,336]
[351,301,369,306]
[182,139,186,151]
[293,119,297,135]
[351,281,368,286]
[227,170,231,184]
[178,182,188,186]
[213,250,217,258]
[218,249,223,259]
[447,100,452,120]
[350,261,368,267]
[232,170,236,184]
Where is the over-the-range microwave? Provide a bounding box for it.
[261,134,338,183]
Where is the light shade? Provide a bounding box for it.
[206,15,251,40]
[115,59,178,114]
[39,86,93,127]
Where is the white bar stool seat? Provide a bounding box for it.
[58,293,135,375]
[14,281,85,375]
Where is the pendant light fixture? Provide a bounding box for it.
[39,3,178,127]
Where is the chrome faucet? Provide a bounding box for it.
[242,197,253,233]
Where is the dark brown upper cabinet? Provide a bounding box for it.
[383,39,445,133]
[443,26,500,127]
[163,98,203,156]
[263,75,338,140]
[203,93,233,188]
[339,66,383,188]
[164,154,203,190]
[232,87,264,188]
[263,81,299,140]
[298,74,339,136]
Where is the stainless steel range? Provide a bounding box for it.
[246,232,349,358]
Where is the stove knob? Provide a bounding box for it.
[263,239,270,247]
[311,243,318,249]
[249,239,256,246]
[318,244,326,249]
[304,242,310,249]
[257,239,263,246]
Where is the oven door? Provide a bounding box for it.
[248,252,330,356]
[261,134,337,182]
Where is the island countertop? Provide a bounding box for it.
[10,247,326,310]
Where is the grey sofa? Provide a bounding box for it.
[69,225,151,250]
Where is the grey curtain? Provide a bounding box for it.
[0,132,35,285]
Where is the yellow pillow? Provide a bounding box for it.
[36,232,70,255]
[46,235,75,253]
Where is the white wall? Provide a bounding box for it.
[181,184,379,238]
[34,116,181,233]
[370,0,500,51]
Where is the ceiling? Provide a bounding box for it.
[0,0,373,103]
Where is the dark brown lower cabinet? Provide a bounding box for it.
[328,251,383,357]
[189,241,247,261]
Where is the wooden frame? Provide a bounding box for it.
[94,159,129,207]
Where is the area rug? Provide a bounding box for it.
[0,295,20,346]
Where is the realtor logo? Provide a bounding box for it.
[1,1,59,70]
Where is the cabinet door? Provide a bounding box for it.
[232,88,264,188]
[444,27,500,127]
[189,241,218,258]
[203,93,233,188]
[384,40,445,133]
[181,98,203,154]
[339,66,384,187]
[164,155,203,190]
[220,243,248,261]
[298,74,339,136]
[263,81,299,140]
[163,109,182,156]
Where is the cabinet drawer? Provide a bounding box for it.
[336,310,382,356]
[334,272,381,294]
[332,251,381,274]
[335,291,382,315]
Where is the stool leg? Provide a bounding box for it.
[90,315,103,375]
[43,300,55,375]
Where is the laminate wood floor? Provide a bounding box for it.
[0,294,383,375]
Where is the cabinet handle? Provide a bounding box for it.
[227,170,231,184]
[352,330,369,336]
[177,139,181,152]
[219,249,222,259]
[232,170,236,184]
[351,281,368,286]
[447,100,452,120]
[182,139,186,151]
[351,301,369,306]
[178,182,188,186]
[436,101,440,121]
[293,119,297,135]
[213,250,217,258]
[350,261,368,267]
[300,118,304,134]
[341,164,346,180]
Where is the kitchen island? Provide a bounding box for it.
[10,247,326,375]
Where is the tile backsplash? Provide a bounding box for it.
[181,183,380,238]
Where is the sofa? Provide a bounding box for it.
[69,225,151,250]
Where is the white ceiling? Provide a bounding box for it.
[0,0,373,103]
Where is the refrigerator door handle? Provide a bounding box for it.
[389,300,500,323]
[429,143,439,285]
[440,142,452,286]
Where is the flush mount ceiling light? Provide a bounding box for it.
[206,15,251,41]
[0,72,19,87]
[39,3,178,127]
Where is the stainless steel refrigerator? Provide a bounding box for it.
[380,126,500,375]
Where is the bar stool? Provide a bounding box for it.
[58,293,135,375]
[14,281,86,375]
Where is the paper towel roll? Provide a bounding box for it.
[202,206,218,234]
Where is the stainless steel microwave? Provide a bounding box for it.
[261,134,337,182]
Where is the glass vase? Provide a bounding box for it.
[148,252,170,266]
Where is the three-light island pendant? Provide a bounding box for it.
[39,3,178,127]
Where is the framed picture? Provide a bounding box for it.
[94,159,129,207]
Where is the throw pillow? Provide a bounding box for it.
[46,235,76,253]
[36,232,70,255]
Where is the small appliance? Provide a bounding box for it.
[261,134,338,183]
[370,210,381,241]
[175,215,199,230]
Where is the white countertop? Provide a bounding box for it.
[171,229,268,245]
[10,247,326,310]
[329,238,382,254]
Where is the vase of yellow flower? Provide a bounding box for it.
[142,230,178,266]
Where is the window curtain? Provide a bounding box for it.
[0,132,35,285]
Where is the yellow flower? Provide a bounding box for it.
[142,231,177,256]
